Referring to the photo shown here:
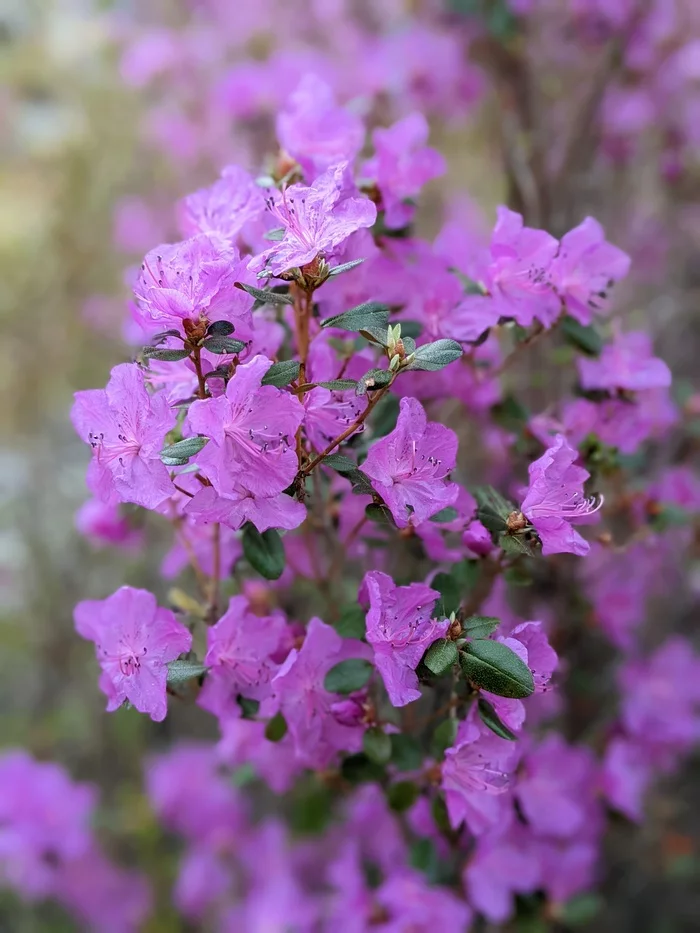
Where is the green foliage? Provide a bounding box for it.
[242,525,286,580]
[324,659,373,694]
[261,359,301,386]
[460,639,534,698]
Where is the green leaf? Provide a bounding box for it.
[333,605,366,640]
[317,379,358,391]
[166,659,207,686]
[559,893,603,927]
[322,453,357,473]
[235,282,294,305]
[341,753,384,785]
[492,394,530,433]
[407,339,463,371]
[499,531,541,558]
[143,346,191,362]
[363,727,392,765]
[561,315,603,357]
[321,301,389,332]
[206,320,235,337]
[327,258,365,277]
[347,469,375,497]
[390,734,423,772]
[260,359,300,387]
[460,640,534,698]
[410,838,440,879]
[478,697,518,740]
[202,335,246,355]
[264,711,288,742]
[431,794,451,834]
[358,324,391,346]
[365,502,395,526]
[160,436,208,462]
[399,320,422,339]
[431,572,461,618]
[504,564,533,587]
[238,696,260,719]
[371,392,400,438]
[474,485,517,537]
[324,658,373,694]
[263,226,286,241]
[429,507,459,523]
[432,718,459,758]
[355,368,392,396]
[649,504,689,532]
[462,615,500,639]
[388,780,419,812]
[423,638,459,676]
[242,524,285,580]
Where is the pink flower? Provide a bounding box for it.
[185,484,306,534]
[177,165,265,243]
[276,74,365,179]
[74,498,143,550]
[578,330,672,393]
[365,112,446,229]
[133,234,254,337]
[599,738,652,822]
[375,869,473,931]
[550,217,630,324]
[271,617,372,768]
[74,586,192,722]
[362,397,459,528]
[520,434,602,556]
[464,825,541,923]
[256,163,377,275]
[198,595,288,720]
[71,363,176,511]
[362,570,447,707]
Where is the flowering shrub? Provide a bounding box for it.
[5,0,700,931]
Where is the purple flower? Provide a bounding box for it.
[508,621,558,693]
[271,617,372,769]
[479,206,561,327]
[256,163,377,275]
[550,217,630,324]
[59,847,152,933]
[516,735,599,839]
[362,397,459,528]
[442,721,519,835]
[464,825,541,923]
[185,484,307,534]
[217,711,303,794]
[276,74,365,179]
[71,363,176,511]
[303,385,365,452]
[599,737,652,822]
[177,165,265,243]
[198,595,288,720]
[74,586,192,722]
[0,751,95,898]
[133,233,254,337]
[520,433,602,556]
[375,869,473,931]
[365,113,446,229]
[75,498,142,550]
[578,329,672,393]
[187,355,304,500]
[362,570,446,707]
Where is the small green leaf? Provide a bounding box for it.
[363,727,392,765]
[390,734,423,772]
[407,339,463,372]
[358,324,391,346]
[399,321,422,339]
[460,640,534,698]
[559,893,603,927]
[235,282,294,305]
[166,659,207,686]
[333,605,366,640]
[431,572,461,618]
[317,379,358,391]
[327,258,365,277]
[371,392,400,438]
[561,315,603,357]
[474,485,516,537]
[143,346,191,362]
[160,436,208,462]
[321,301,389,332]
[431,794,451,833]
[264,711,288,742]
[365,502,395,526]
[263,226,286,241]
[388,780,419,812]
[504,565,533,587]
[410,838,440,879]
[499,531,541,558]
[238,696,260,719]
[202,335,246,355]
[423,638,458,676]
[207,320,235,337]
[324,658,373,695]
[432,718,459,758]
[242,524,285,580]
[355,368,392,396]
[341,753,384,785]
[322,453,357,473]
[462,616,500,639]
[347,469,375,497]
[429,507,459,523]
[478,697,517,740]
[260,360,300,387]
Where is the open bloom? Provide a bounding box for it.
[578,329,672,393]
[362,570,446,706]
[177,165,265,243]
[520,434,602,556]
[362,397,459,528]
[256,163,376,275]
[74,586,192,722]
[71,363,176,511]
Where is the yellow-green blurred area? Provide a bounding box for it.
[2,1,700,931]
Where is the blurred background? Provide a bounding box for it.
[1,0,700,930]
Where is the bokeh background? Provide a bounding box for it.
[2,0,700,930]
